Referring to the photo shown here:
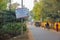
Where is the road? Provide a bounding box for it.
[27,24,60,40]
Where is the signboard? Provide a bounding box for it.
[15,8,29,19]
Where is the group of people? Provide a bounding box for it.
[45,22,59,32]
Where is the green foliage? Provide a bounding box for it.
[3,22,20,34]
[23,23,27,31]
[0,10,27,36]
[0,10,16,26]
[0,22,27,36]
[0,1,27,39]
[32,0,60,22]
[32,2,41,21]
[10,3,20,11]
[0,0,8,10]
[0,0,27,37]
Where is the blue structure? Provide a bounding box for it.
[15,7,29,19]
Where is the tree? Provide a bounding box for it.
[32,0,60,22]
[10,3,20,11]
[0,0,8,10]
[32,2,42,21]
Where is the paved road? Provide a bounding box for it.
[27,25,60,40]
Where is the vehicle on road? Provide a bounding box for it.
[35,21,41,27]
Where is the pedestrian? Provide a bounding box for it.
[56,22,58,32]
[46,22,50,29]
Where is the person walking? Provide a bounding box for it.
[46,22,50,29]
[56,22,59,32]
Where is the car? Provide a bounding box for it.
[35,21,41,27]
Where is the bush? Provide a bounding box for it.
[0,10,27,40]
[2,22,27,36]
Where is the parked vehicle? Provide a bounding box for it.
[35,21,41,27]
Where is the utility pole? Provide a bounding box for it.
[21,0,24,35]
[21,0,23,8]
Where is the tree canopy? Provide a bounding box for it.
[0,0,8,10]
[32,0,60,22]
[10,3,20,11]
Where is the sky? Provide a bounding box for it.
[12,0,34,11]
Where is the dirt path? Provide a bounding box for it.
[28,29,34,40]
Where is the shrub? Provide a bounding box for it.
[2,22,27,36]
